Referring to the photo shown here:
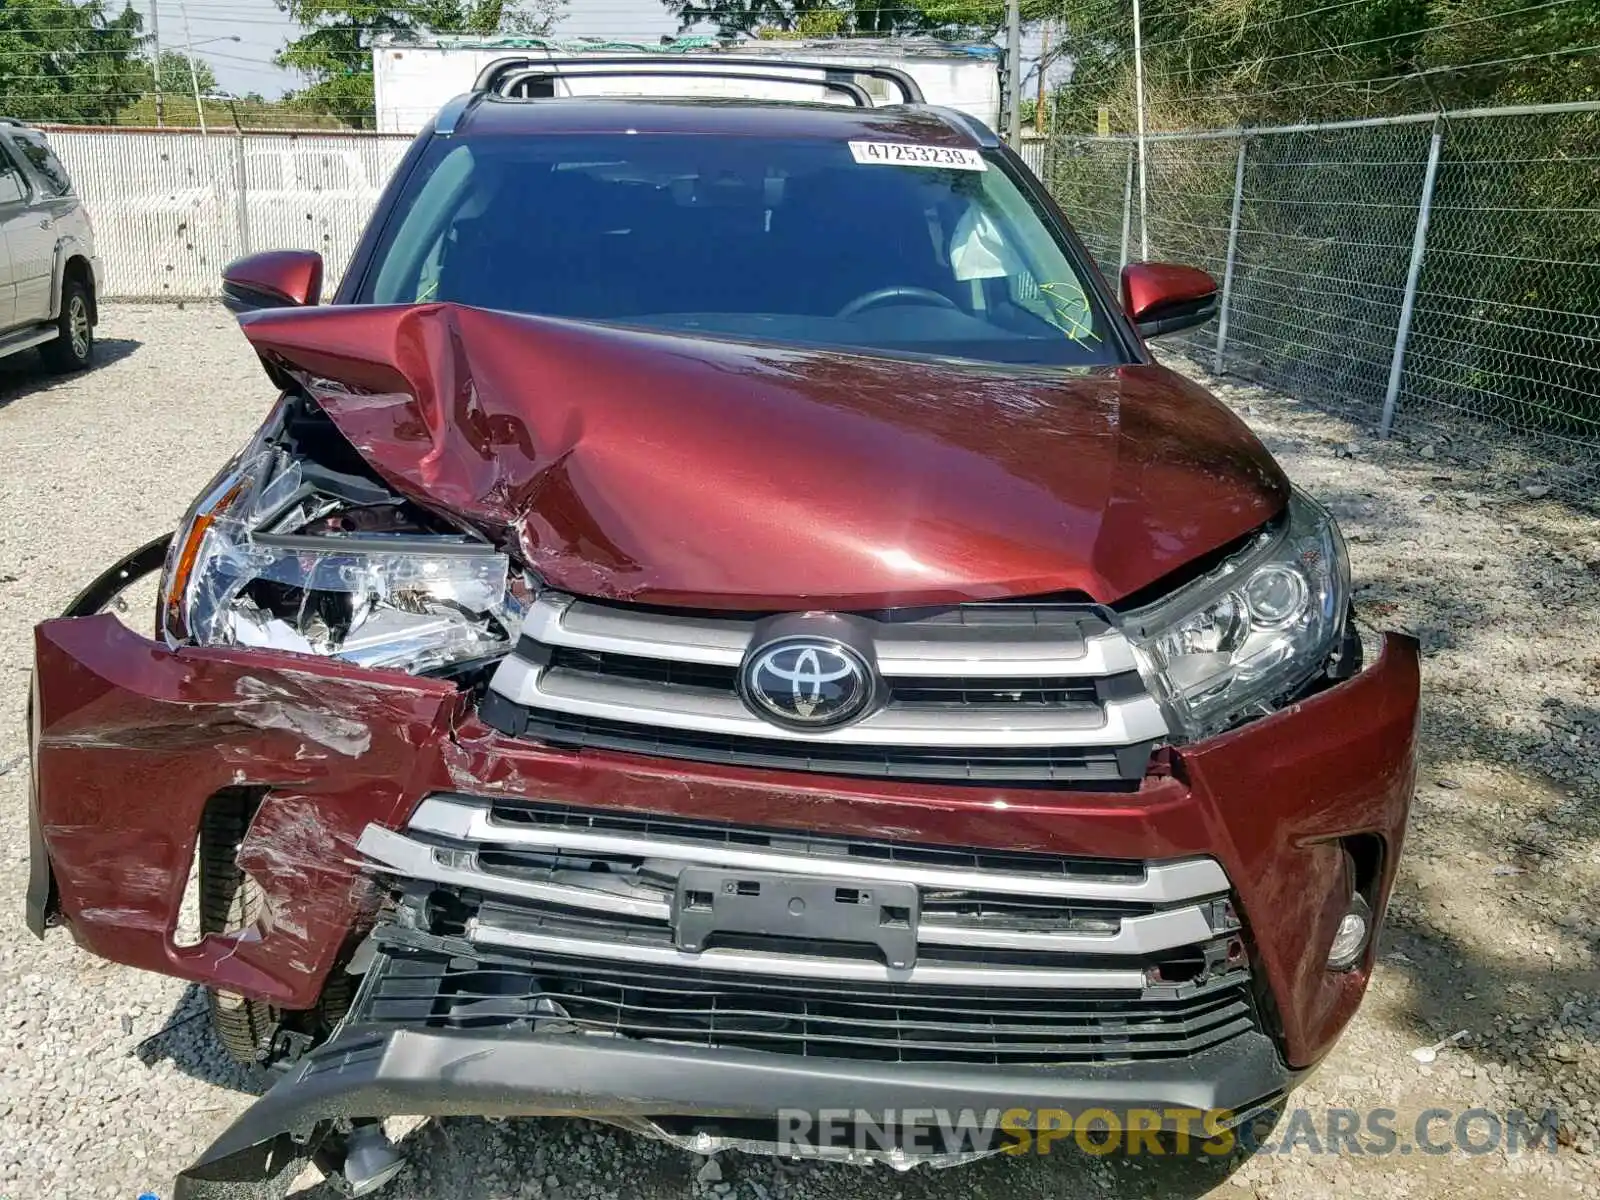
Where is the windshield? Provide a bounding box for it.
[360,133,1121,367]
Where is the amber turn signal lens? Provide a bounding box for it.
[162,477,247,640]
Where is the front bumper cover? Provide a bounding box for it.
[174,1023,1294,1199]
[27,614,1418,1193]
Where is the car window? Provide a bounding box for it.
[361,134,1119,368]
[0,148,28,206]
[10,134,71,197]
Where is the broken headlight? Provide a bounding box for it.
[161,449,523,673]
[1126,487,1351,741]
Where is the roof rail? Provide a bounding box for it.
[923,104,999,147]
[490,64,873,107]
[472,54,925,105]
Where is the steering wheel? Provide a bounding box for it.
[835,286,959,319]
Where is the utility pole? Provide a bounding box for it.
[1005,0,1021,144]
[178,0,205,134]
[1132,0,1150,258]
[1035,18,1050,135]
[151,1,164,127]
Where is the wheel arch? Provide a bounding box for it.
[50,244,97,325]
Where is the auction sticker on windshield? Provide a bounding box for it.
[849,141,987,171]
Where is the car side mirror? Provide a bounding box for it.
[1120,262,1219,339]
[222,250,324,314]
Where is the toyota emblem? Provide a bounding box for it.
[739,635,876,729]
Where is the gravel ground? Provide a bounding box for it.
[1,305,1598,1200]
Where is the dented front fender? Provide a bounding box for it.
[28,615,464,1007]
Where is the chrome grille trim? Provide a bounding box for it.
[488,593,1167,783]
[491,654,1167,748]
[917,909,1215,953]
[406,796,1230,903]
[520,592,1141,677]
[356,825,665,919]
[356,797,1257,1065]
[464,922,1153,990]
[524,594,748,666]
[358,821,1222,955]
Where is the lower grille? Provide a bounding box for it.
[480,693,1151,786]
[354,796,1259,1070]
[355,940,1261,1067]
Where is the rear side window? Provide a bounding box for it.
[10,134,71,198]
[0,148,27,205]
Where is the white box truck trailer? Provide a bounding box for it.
[372,36,1003,135]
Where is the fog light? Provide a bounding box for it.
[1326,894,1373,970]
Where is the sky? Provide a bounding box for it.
[141,1,297,98]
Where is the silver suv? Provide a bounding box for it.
[0,119,100,372]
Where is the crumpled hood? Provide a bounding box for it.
[240,303,1288,610]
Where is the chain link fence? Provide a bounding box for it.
[37,112,1600,500]
[1039,102,1600,496]
[44,128,411,300]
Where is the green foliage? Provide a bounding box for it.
[756,7,847,36]
[0,0,145,124]
[275,0,567,127]
[663,1,944,37]
[1037,0,1600,133]
[126,50,218,98]
[113,91,351,129]
[896,0,1053,36]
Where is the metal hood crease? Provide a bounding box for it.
[241,302,1289,609]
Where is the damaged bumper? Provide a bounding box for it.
[28,614,1419,1192]
[173,1023,1291,1198]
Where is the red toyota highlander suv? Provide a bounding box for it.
[25,59,1419,1198]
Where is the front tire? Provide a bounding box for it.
[198,797,283,1065]
[40,278,94,373]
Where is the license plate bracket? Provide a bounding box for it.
[672,868,919,969]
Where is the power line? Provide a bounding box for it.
[1163,40,1600,107]
[1141,0,1375,52]
[1146,0,1585,84]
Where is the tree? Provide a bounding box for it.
[1033,0,1600,132]
[663,1,942,38]
[0,0,145,125]
[127,50,218,98]
[895,0,1054,37]
[276,1,567,127]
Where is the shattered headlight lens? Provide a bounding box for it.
[1126,487,1351,741]
[162,449,521,673]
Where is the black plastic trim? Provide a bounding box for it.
[486,67,873,107]
[473,55,926,104]
[59,532,173,619]
[24,732,55,938]
[221,280,306,316]
[1137,294,1219,340]
[478,689,1151,787]
[173,1023,1291,1198]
